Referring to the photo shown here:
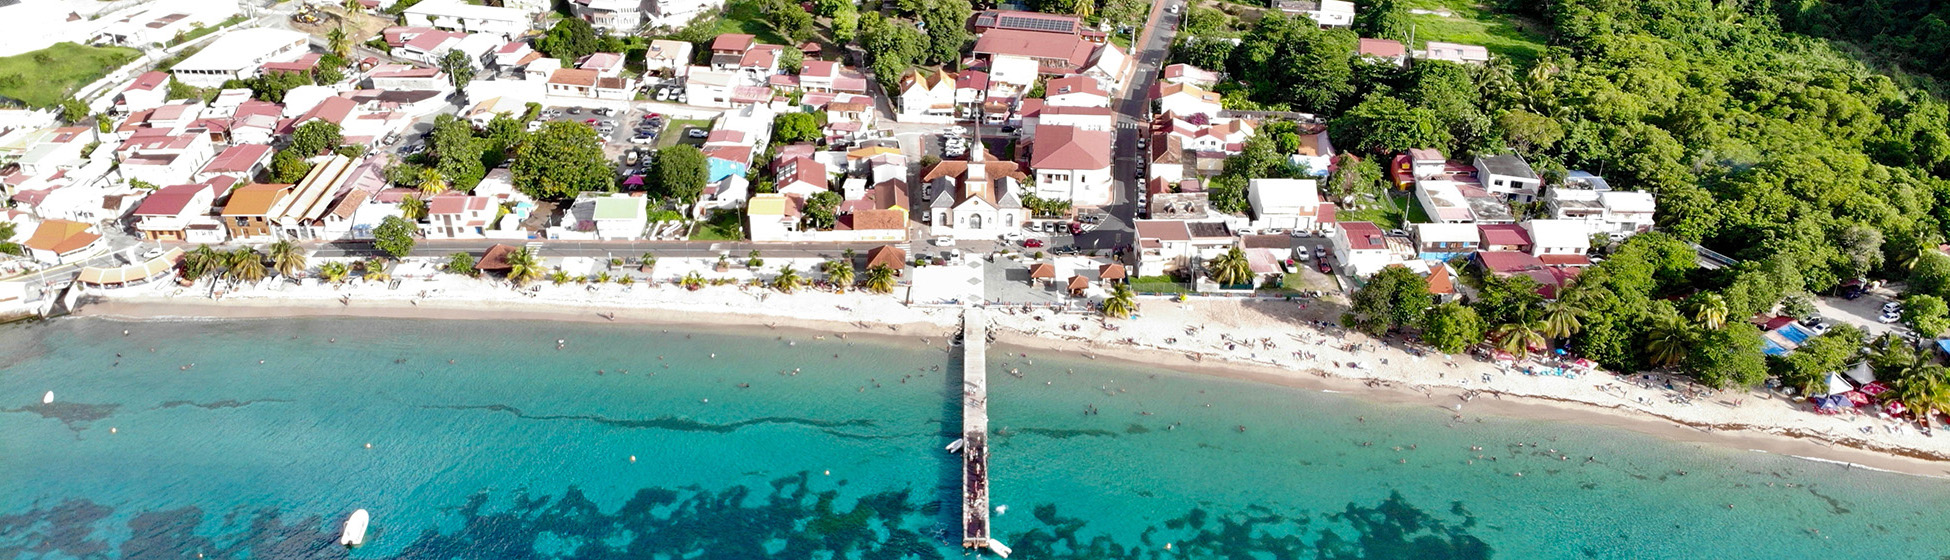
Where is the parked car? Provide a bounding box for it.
[568,107,582,114]
[1316,260,1332,274]
[1879,311,1903,324]
[1883,301,1903,314]
[629,134,656,145]
[1023,238,1045,248]
[687,128,709,138]
[1312,247,1326,259]
[1809,322,1832,334]
[1068,222,1083,235]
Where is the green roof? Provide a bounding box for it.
[592,197,645,220]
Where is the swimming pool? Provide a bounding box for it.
[1761,323,1817,356]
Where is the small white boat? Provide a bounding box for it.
[340,509,369,547]
[945,438,965,453]
[987,539,1012,558]
[42,391,53,404]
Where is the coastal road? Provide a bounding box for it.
[1077,0,1184,254]
[306,240,898,261]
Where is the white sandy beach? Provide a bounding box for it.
[66,266,1950,478]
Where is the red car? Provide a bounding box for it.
[584,118,599,124]
[1022,239,1045,248]
[1316,260,1333,274]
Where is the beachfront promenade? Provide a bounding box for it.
[960,308,995,553]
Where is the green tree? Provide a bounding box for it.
[511,121,614,199]
[823,259,854,291]
[1492,320,1548,357]
[1229,14,1356,113]
[318,261,351,284]
[267,240,307,278]
[537,18,599,60]
[1353,0,1411,42]
[1903,294,1950,337]
[444,252,478,276]
[269,150,311,182]
[1687,292,1729,330]
[291,121,343,156]
[1330,93,1453,154]
[400,195,429,221]
[327,26,351,59]
[1540,298,1584,340]
[1470,274,1543,327]
[439,49,475,89]
[649,144,707,203]
[1644,313,1694,369]
[864,264,898,293]
[1421,301,1487,354]
[1205,247,1255,287]
[429,114,486,190]
[1685,322,1769,388]
[1101,283,1137,319]
[1342,265,1432,336]
[373,216,417,258]
[505,248,543,286]
[802,191,841,230]
[180,245,221,281]
[771,265,805,293]
[1498,109,1564,155]
[1773,325,1864,396]
[915,0,971,66]
[772,112,821,144]
[224,249,268,284]
[58,98,88,123]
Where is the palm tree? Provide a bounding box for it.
[1645,316,1693,369]
[181,244,220,281]
[1205,247,1253,287]
[401,195,430,221]
[1540,299,1584,340]
[638,252,658,273]
[326,26,351,60]
[1890,366,1950,420]
[1101,283,1137,319]
[592,271,611,284]
[225,248,268,284]
[682,271,707,290]
[550,269,572,285]
[617,275,636,286]
[864,264,897,294]
[823,259,854,292]
[318,261,351,284]
[772,265,804,293]
[1690,293,1729,330]
[1492,320,1547,358]
[504,248,543,286]
[342,0,366,15]
[361,258,390,282]
[1065,0,1093,18]
[417,168,448,196]
[267,240,306,278]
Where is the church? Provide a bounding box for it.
[925,147,1028,240]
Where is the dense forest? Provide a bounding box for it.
[1172,0,1950,404]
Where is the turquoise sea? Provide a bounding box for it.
[3,316,1950,559]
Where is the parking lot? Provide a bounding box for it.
[1813,285,1909,340]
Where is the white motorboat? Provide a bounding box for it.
[987,539,1012,558]
[945,438,965,453]
[42,391,53,404]
[340,509,369,547]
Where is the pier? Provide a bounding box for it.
[959,308,1001,554]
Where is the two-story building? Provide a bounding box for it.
[1028,124,1113,205]
[1474,153,1541,202]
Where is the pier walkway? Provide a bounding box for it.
[959,308,997,553]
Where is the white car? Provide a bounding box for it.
[687,128,709,138]
[629,135,656,145]
[1879,311,1903,323]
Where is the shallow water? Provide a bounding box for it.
[2,317,1947,559]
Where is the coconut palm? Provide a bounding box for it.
[1205,247,1253,287]
[181,244,221,281]
[823,259,854,292]
[772,265,804,293]
[504,248,543,286]
[682,271,707,290]
[1690,293,1728,330]
[1540,299,1584,339]
[225,248,268,284]
[617,275,636,286]
[342,0,366,14]
[361,258,390,282]
[401,195,430,221]
[864,264,897,294]
[1889,366,1950,420]
[1101,282,1137,319]
[267,240,307,278]
[326,26,351,60]
[549,269,571,285]
[638,252,658,271]
[417,167,448,196]
[592,271,611,284]
[317,261,351,284]
[1645,315,1694,369]
[1492,320,1548,358]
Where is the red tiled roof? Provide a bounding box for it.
[1358,38,1406,58]
[1478,251,1546,273]
[1029,125,1111,170]
[548,68,599,86]
[867,245,906,270]
[23,219,98,254]
[1539,254,1592,267]
[1135,220,1190,241]
[711,33,755,52]
[126,71,169,92]
[200,143,272,173]
[1044,75,1106,98]
[973,29,1093,68]
[1478,223,1532,246]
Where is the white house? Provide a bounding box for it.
[644,39,693,78]
[1153,82,1223,118]
[129,180,224,242]
[1247,178,1323,231]
[169,28,311,87]
[423,193,495,238]
[747,193,801,240]
[1412,222,1480,259]
[114,72,171,114]
[402,0,530,40]
[683,67,740,108]
[1043,75,1110,108]
[1522,219,1592,265]
[1028,125,1113,205]
[1159,64,1218,87]
[1081,43,1132,93]
[572,0,647,36]
[1474,153,1541,202]
[21,219,103,265]
[896,68,955,123]
[1331,221,1404,277]
[646,0,727,29]
[1421,41,1491,65]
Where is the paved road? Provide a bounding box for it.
[1078,0,1183,254]
[305,239,899,261]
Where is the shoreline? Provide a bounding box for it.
[60,280,1950,479]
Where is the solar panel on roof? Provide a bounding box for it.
[997,15,1074,33]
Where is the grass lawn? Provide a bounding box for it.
[1131,275,1192,294]
[690,209,745,240]
[168,15,249,47]
[712,0,791,45]
[1403,192,1432,224]
[1399,0,1549,65]
[0,43,141,108]
[658,119,712,149]
[1339,195,1409,230]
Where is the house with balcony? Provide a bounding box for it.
[1028,124,1113,205]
